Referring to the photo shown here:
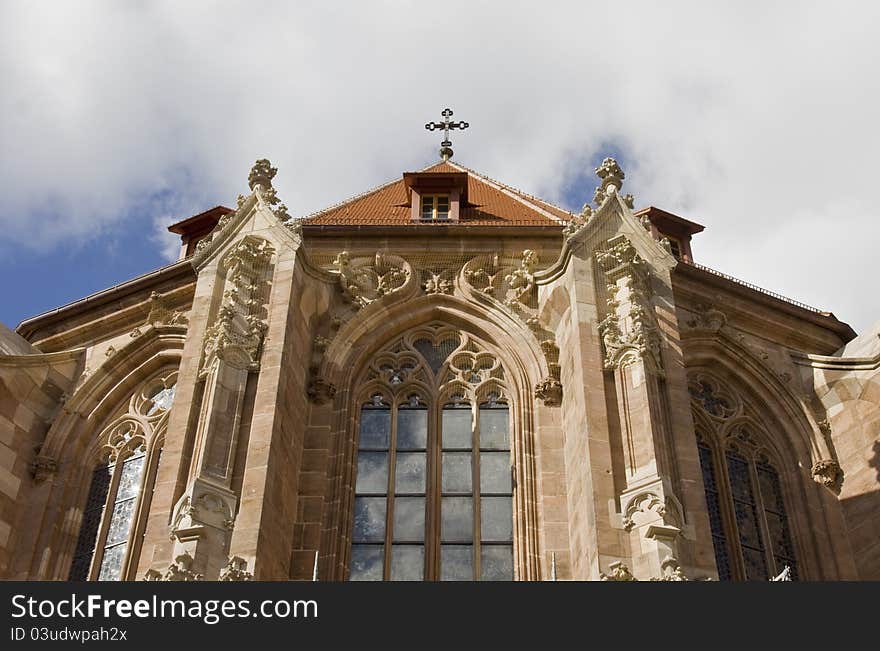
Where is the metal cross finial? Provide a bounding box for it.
[425,107,469,161]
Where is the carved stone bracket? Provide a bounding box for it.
[534,376,563,406]
[220,556,253,581]
[31,455,58,484]
[307,377,337,405]
[811,459,844,492]
[621,491,682,532]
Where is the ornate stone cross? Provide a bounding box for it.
[425,108,469,161]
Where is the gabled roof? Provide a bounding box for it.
[301,161,573,227]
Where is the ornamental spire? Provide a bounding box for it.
[425,108,470,161]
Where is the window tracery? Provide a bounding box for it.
[690,373,798,580]
[68,369,176,581]
[349,324,513,581]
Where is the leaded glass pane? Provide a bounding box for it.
[392,497,425,542]
[479,407,509,449]
[440,545,473,581]
[68,465,112,581]
[394,452,426,493]
[441,496,473,542]
[441,452,472,493]
[697,443,731,580]
[146,386,175,416]
[397,409,427,450]
[116,456,144,500]
[413,337,459,373]
[757,463,798,576]
[726,452,769,580]
[355,452,389,494]
[442,407,472,449]
[352,497,386,543]
[481,545,514,581]
[105,499,137,546]
[359,407,390,450]
[97,544,127,581]
[480,496,513,542]
[349,545,384,581]
[480,452,512,494]
[742,547,768,581]
[390,546,424,581]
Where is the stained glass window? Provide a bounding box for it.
[694,433,798,580]
[696,442,732,580]
[349,396,513,581]
[68,465,112,581]
[68,446,150,581]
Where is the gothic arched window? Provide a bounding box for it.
[68,371,176,581]
[349,326,514,581]
[689,374,799,581]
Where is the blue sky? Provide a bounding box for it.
[2,2,878,335]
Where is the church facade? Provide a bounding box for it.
[1,155,878,581]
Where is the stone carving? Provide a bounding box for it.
[144,552,204,581]
[248,158,277,191]
[650,556,688,581]
[423,270,454,295]
[201,237,274,373]
[594,157,625,205]
[333,251,411,309]
[771,566,792,581]
[504,249,539,308]
[811,459,844,491]
[685,303,727,332]
[535,376,563,406]
[600,561,636,581]
[462,253,504,297]
[146,291,188,327]
[31,455,58,483]
[307,377,337,404]
[163,551,203,581]
[596,236,663,374]
[622,491,683,533]
[562,204,593,237]
[220,556,253,581]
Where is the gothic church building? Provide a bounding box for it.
[1,155,878,581]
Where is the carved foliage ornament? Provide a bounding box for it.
[333,251,412,309]
[563,157,635,239]
[811,459,843,492]
[201,237,274,374]
[596,236,663,374]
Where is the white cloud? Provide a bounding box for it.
[1,1,878,331]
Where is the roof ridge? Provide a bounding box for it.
[446,161,571,224]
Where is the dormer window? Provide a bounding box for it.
[667,236,682,260]
[421,195,450,221]
[403,171,468,223]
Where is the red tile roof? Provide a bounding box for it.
[302,161,572,227]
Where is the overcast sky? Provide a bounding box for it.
[1,1,878,335]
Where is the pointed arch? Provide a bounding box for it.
[682,332,846,579]
[18,325,185,580]
[317,294,550,581]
